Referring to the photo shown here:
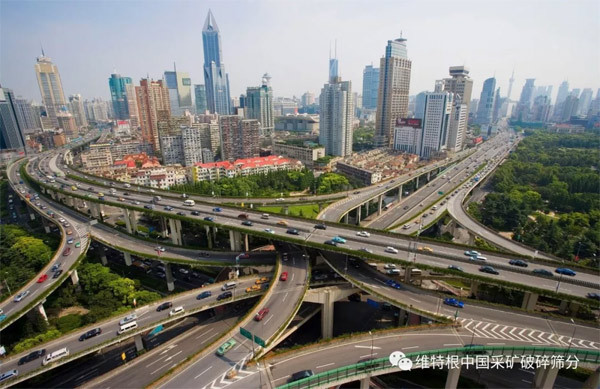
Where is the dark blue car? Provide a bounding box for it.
[443,298,464,308]
[197,291,212,300]
[555,268,576,277]
[204,216,214,222]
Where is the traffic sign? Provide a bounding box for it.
[254,335,266,347]
[240,327,252,341]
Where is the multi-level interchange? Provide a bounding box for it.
[1,4,599,389]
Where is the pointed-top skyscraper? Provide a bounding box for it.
[202,10,231,115]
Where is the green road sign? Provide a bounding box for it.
[254,335,266,347]
[240,327,252,341]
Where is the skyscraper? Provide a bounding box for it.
[577,88,594,116]
[301,92,315,107]
[514,78,535,120]
[219,116,260,160]
[555,81,570,106]
[442,66,473,151]
[419,82,453,159]
[362,65,379,110]
[375,35,412,147]
[194,84,207,114]
[35,52,67,127]
[202,10,231,115]
[135,78,171,151]
[507,69,515,100]
[109,74,133,120]
[14,97,40,133]
[125,83,139,128]
[246,74,274,137]
[68,94,88,128]
[0,87,26,150]
[414,92,427,120]
[476,77,496,125]
[164,65,193,116]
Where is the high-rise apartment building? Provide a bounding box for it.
[442,66,473,151]
[164,65,193,116]
[84,98,110,122]
[514,78,535,120]
[0,87,26,150]
[219,116,260,160]
[109,74,133,120]
[414,92,427,120]
[362,65,379,110]
[68,94,88,128]
[319,63,354,157]
[476,77,496,125]
[35,52,67,127]
[202,10,231,115]
[135,78,171,151]
[375,36,412,147]
[577,88,594,116]
[14,97,40,133]
[246,73,274,137]
[301,92,315,107]
[124,84,139,128]
[555,81,570,107]
[194,84,208,114]
[419,82,453,159]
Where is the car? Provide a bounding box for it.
[586,293,600,301]
[217,291,232,300]
[197,291,212,300]
[163,206,174,211]
[191,210,200,216]
[314,224,327,230]
[237,213,249,219]
[67,238,74,244]
[448,265,463,272]
[0,314,6,322]
[464,250,480,257]
[331,236,346,244]
[37,274,48,283]
[124,192,130,196]
[286,228,299,235]
[53,269,63,279]
[176,211,186,216]
[66,230,73,235]
[277,220,289,226]
[169,306,185,317]
[324,240,337,246]
[246,284,261,293]
[179,268,189,274]
[144,204,154,209]
[238,253,250,259]
[418,246,433,253]
[79,328,102,341]
[384,264,396,269]
[531,269,553,278]
[118,197,125,202]
[443,298,464,308]
[216,339,237,356]
[386,269,400,275]
[204,216,214,222]
[509,259,528,267]
[241,220,254,226]
[199,251,211,257]
[132,200,141,205]
[276,197,285,202]
[119,313,137,326]
[289,370,314,383]
[479,266,499,275]
[469,255,486,261]
[18,349,46,365]
[213,207,222,212]
[264,228,275,234]
[385,246,399,254]
[255,276,270,285]
[75,242,81,248]
[254,307,270,321]
[155,246,166,252]
[359,247,373,253]
[13,290,30,302]
[555,268,576,277]
[156,302,173,311]
[280,271,288,281]
[356,231,370,237]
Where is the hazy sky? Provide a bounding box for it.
[1,0,598,104]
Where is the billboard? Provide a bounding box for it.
[396,118,422,128]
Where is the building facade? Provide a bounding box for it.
[109,74,133,120]
[14,97,41,134]
[246,74,274,137]
[35,53,67,127]
[192,155,301,182]
[194,84,207,114]
[476,77,496,125]
[392,118,422,155]
[514,78,535,121]
[135,78,171,151]
[362,65,379,110]
[420,85,453,159]
[164,67,193,116]
[68,94,88,128]
[219,115,260,160]
[442,66,473,151]
[274,114,319,133]
[202,10,231,115]
[272,142,325,168]
[0,87,26,150]
[319,73,354,157]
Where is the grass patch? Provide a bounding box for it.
[444,279,472,289]
[257,203,330,219]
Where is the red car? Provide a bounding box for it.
[237,253,250,259]
[254,308,270,321]
[280,272,288,281]
[62,247,71,256]
[37,274,48,283]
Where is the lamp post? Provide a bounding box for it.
[566,318,577,356]
[3,277,11,295]
[369,331,374,360]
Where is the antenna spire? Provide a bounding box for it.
[40,42,45,57]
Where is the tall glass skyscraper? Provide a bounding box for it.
[194,84,207,114]
[476,77,496,125]
[0,87,26,150]
[108,74,132,120]
[35,52,67,127]
[202,10,231,115]
[362,65,379,110]
[164,65,193,116]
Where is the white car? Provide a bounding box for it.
[155,246,166,252]
[13,290,30,302]
[385,246,399,254]
[264,228,275,234]
[356,231,370,237]
[384,263,396,269]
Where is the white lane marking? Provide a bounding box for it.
[150,362,172,375]
[359,353,378,359]
[195,328,215,339]
[263,315,273,326]
[282,292,288,303]
[164,350,182,362]
[316,363,335,369]
[408,297,421,303]
[487,342,505,345]
[146,355,167,368]
[354,345,382,349]
[291,273,295,282]
[443,344,461,346]
[194,366,213,380]
[403,346,419,350]
[159,344,178,355]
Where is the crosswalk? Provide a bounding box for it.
[457,318,599,350]
[73,223,90,247]
[201,354,258,389]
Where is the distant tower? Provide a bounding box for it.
[476,77,497,125]
[202,10,231,114]
[35,52,67,127]
[246,73,274,137]
[329,41,339,82]
[507,69,515,100]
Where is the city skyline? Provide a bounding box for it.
[1,1,598,105]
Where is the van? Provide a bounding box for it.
[169,306,185,317]
[261,214,270,219]
[387,269,401,275]
[368,263,378,269]
[42,348,69,366]
[221,281,237,291]
[117,321,138,335]
[0,370,18,382]
[183,199,195,206]
[153,196,162,202]
[411,269,422,276]
[124,183,131,188]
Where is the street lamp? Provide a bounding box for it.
[566,318,577,356]
[369,331,374,360]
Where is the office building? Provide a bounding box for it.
[84,98,110,122]
[514,78,535,120]
[301,92,315,107]
[560,95,579,122]
[442,66,473,151]
[375,35,412,147]
[164,66,193,116]
[202,10,231,114]
[577,88,594,116]
[14,97,41,133]
[272,141,325,168]
[555,81,570,106]
[419,83,453,159]
[57,112,78,136]
[414,92,427,120]
[362,65,379,110]
[34,52,67,127]
[194,84,207,114]
[393,118,422,155]
[124,84,139,128]
[109,74,133,120]
[530,95,551,122]
[136,78,171,151]
[246,73,274,137]
[219,115,260,160]
[68,94,88,128]
[0,87,26,150]
[476,77,496,125]
[319,62,354,157]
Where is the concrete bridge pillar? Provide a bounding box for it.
[582,367,600,389]
[70,269,79,285]
[44,225,51,233]
[123,208,138,235]
[397,184,403,202]
[100,254,108,266]
[404,266,412,283]
[321,290,335,339]
[124,252,132,266]
[470,281,480,298]
[66,196,75,207]
[229,230,243,252]
[521,292,539,311]
[377,195,383,216]
[427,171,431,181]
[243,233,249,252]
[134,334,144,352]
[445,366,461,389]
[360,377,370,389]
[168,218,183,246]
[343,213,349,224]
[356,206,362,224]
[365,201,370,216]
[160,217,169,238]
[90,203,100,219]
[533,366,559,389]
[205,226,213,249]
[415,176,420,189]
[35,302,48,323]
[165,262,175,292]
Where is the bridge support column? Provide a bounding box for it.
[359,377,370,389]
[521,292,538,311]
[377,195,383,216]
[470,281,479,298]
[124,252,132,266]
[229,230,243,252]
[134,334,144,352]
[205,226,213,249]
[321,290,334,339]
[35,302,48,323]
[243,233,249,252]
[70,269,79,285]
[356,206,362,224]
[44,225,51,233]
[397,184,403,202]
[343,213,349,224]
[533,366,559,389]
[445,366,461,389]
[168,218,183,245]
[100,254,108,266]
[427,171,431,181]
[90,203,100,219]
[365,201,369,216]
[123,208,138,234]
[404,266,412,283]
[160,217,168,238]
[583,367,600,389]
[66,196,75,207]
[165,263,175,291]
[415,176,420,189]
